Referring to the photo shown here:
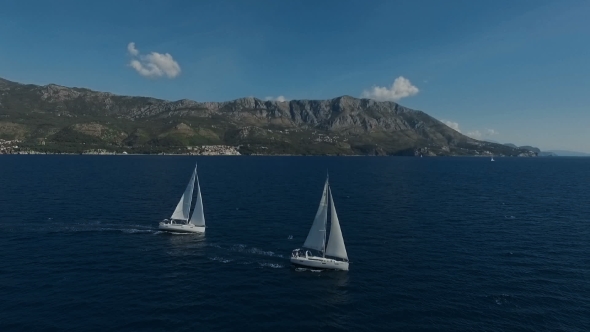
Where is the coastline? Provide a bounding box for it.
[0,141,541,157]
[0,151,542,157]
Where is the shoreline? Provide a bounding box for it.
[0,152,547,157]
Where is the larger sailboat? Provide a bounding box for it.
[291,175,349,271]
[159,163,206,234]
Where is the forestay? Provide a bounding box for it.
[170,164,197,221]
[303,179,329,252]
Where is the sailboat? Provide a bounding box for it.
[291,175,349,271]
[159,163,206,233]
[491,155,495,161]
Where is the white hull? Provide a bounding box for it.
[159,222,205,234]
[290,255,349,271]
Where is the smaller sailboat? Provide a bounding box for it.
[491,155,495,162]
[159,163,206,233]
[291,174,349,271]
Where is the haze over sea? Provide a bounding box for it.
[1,156,589,331]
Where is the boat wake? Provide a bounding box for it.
[487,294,517,307]
[246,247,284,258]
[224,243,285,258]
[90,227,159,235]
[39,221,160,235]
[90,223,158,235]
[294,267,323,273]
[121,228,156,234]
[209,256,233,263]
[204,243,287,268]
[258,262,284,269]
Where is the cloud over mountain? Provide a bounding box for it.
[442,120,461,132]
[264,96,288,102]
[127,42,181,79]
[361,76,419,101]
[467,128,499,139]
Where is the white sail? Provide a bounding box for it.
[303,178,329,252]
[170,164,197,221]
[325,188,348,260]
[189,175,206,226]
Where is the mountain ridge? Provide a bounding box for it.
[0,77,537,156]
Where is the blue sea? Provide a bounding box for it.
[1,156,589,331]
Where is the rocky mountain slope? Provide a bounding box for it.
[0,77,536,156]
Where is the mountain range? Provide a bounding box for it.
[0,77,537,156]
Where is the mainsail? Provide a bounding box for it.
[170,164,197,221]
[189,174,206,227]
[302,178,329,252]
[325,188,348,260]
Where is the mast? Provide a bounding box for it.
[323,171,329,257]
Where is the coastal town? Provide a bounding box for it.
[0,139,241,155]
[186,145,240,155]
[0,139,21,154]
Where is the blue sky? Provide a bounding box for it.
[1,0,589,152]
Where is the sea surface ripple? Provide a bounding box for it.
[0,156,589,331]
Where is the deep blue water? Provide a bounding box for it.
[1,156,590,331]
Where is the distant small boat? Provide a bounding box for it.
[291,174,349,271]
[491,156,495,162]
[159,163,206,233]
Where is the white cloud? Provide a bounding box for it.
[442,120,461,132]
[467,129,499,140]
[127,42,181,79]
[466,130,482,139]
[127,42,139,56]
[486,129,499,136]
[442,121,498,139]
[264,95,288,102]
[440,120,500,139]
[361,76,419,101]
